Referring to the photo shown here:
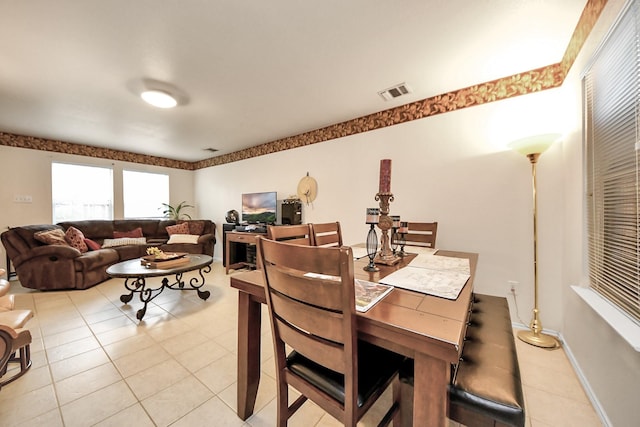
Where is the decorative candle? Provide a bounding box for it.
[391,215,401,228]
[379,159,392,193]
[366,208,380,224]
[399,221,409,234]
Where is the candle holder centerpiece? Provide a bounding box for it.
[374,159,401,266]
[390,215,400,255]
[363,208,380,272]
[397,221,408,257]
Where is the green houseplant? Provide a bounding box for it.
[160,201,193,220]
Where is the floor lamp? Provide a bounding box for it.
[509,134,561,349]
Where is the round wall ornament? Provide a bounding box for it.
[297,173,318,205]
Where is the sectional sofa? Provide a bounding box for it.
[1,219,215,290]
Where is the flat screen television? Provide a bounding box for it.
[241,191,277,224]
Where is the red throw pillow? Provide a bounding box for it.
[113,227,143,238]
[84,238,101,251]
[166,222,190,236]
[65,226,88,253]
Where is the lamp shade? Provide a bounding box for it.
[509,133,561,156]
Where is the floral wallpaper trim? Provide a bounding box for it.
[0,132,194,170]
[560,0,608,77]
[0,0,607,171]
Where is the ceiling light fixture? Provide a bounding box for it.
[140,90,178,109]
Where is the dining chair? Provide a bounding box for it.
[397,221,438,249]
[267,224,314,245]
[256,238,405,427]
[310,221,343,248]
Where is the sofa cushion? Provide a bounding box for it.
[185,220,205,235]
[113,227,143,239]
[65,226,88,253]
[58,220,114,241]
[111,244,148,261]
[167,234,199,244]
[34,229,70,246]
[102,237,147,248]
[166,222,189,235]
[73,249,119,272]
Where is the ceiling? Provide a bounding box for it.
[0,0,587,162]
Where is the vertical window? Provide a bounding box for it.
[583,0,640,323]
[52,163,113,223]
[123,170,169,218]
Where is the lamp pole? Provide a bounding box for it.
[510,134,560,349]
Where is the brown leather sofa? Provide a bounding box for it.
[1,219,216,291]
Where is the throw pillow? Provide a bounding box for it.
[167,234,200,244]
[102,237,147,248]
[84,238,102,251]
[166,222,189,236]
[65,226,88,253]
[34,228,70,246]
[113,227,143,238]
[186,220,205,235]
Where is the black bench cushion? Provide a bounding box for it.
[450,294,525,427]
[399,293,525,427]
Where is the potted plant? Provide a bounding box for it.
[160,201,194,220]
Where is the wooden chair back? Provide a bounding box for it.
[399,221,438,248]
[257,238,360,424]
[310,222,343,248]
[267,224,314,245]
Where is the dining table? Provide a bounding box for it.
[229,248,478,427]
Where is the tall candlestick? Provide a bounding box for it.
[379,159,392,193]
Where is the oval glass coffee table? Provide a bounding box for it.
[106,254,213,321]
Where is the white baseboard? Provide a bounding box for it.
[558,333,612,427]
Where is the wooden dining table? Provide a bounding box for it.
[229,248,478,427]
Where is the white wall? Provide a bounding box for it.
[0,145,194,268]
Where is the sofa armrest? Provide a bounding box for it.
[197,233,215,244]
[12,245,81,268]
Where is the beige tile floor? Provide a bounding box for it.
[0,262,602,426]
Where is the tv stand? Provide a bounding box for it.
[235,224,267,233]
[225,230,267,274]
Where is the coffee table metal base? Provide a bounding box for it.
[119,266,211,320]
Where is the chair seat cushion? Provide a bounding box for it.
[0,279,10,298]
[287,340,404,407]
[0,295,15,311]
[0,310,33,329]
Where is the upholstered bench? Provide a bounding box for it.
[399,293,525,427]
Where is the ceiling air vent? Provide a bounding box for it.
[378,82,412,101]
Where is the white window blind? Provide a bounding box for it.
[123,170,169,218]
[584,0,640,324]
[52,163,114,223]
